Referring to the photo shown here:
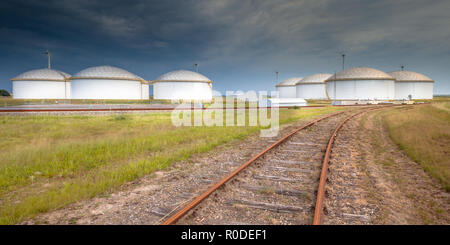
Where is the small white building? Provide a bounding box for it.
[388,70,434,100]
[267,98,307,107]
[325,67,395,100]
[11,68,71,99]
[152,70,213,101]
[275,77,302,98]
[70,66,149,100]
[296,73,332,99]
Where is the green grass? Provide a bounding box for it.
[382,102,450,191]
[0,106,346,224]
[416,96,450,103]
[305,99,332,106]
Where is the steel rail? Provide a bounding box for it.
[312,106,390,225]
[160,110,349,225]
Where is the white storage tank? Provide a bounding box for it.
[296,73,332,99]
[275,77,302,98]
[11,68,71,99]
[388,70,434,100]
[70,66,149,100]
[152,70,213,101]
[325,67,395,100]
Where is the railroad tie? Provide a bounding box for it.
[342,213,371,222]
[253,174,310,183]
[280,149,310,153]
[241,185,306,197]
[271,160,311,165]
[150,207,172,217]
[264,166,312,173]
[288,142,322,146]
[228,199,304,213]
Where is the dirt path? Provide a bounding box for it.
[324,107,450,224]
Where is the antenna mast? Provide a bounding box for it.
[342,54,346,70]
[194,64,198,72]
[45,50,51,69]
[275,71,279,83]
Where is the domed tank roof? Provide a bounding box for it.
[276,77,303,87]
[58,71,71,79]
[72,66,142,81]
[154,70,212,83]
[388,70,433,82]
[296,73,332,85]
[326,67,394,82]
[12,68,70,81]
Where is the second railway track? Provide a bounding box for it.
[161,107,384,225]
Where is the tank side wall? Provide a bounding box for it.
[12,81,66,99]
[141,84,149,100]
[335,80,355,99]
[395,82,433,99]
[153,82,212,101]
[276,86,296,98]
[334,79,395,100]
[71,79,142,99]
[395,82,413,99]
[65,82,71,99]
[296,84,327,99]
[413,82,434,99]
[325,82,335,99]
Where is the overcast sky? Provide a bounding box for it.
[1,0,449,94]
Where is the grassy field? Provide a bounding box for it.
[0,106,346,224]
[416,96,450,103]
[382,102,450,191]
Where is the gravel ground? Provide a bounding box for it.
[324,107,450,224]
[323,112,379,224]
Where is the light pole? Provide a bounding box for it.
[45,50,51,69]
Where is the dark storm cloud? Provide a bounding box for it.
[1,0,449,94]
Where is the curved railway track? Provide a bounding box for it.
[160,106,386,225]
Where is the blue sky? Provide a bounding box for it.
[1,0,449,94]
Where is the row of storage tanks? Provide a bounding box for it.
[11,66,213,100]
[12,65,434,101]
[276,67,434,100]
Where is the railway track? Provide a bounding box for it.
[159,107,383,225]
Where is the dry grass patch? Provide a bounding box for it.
[382,103,450,191]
